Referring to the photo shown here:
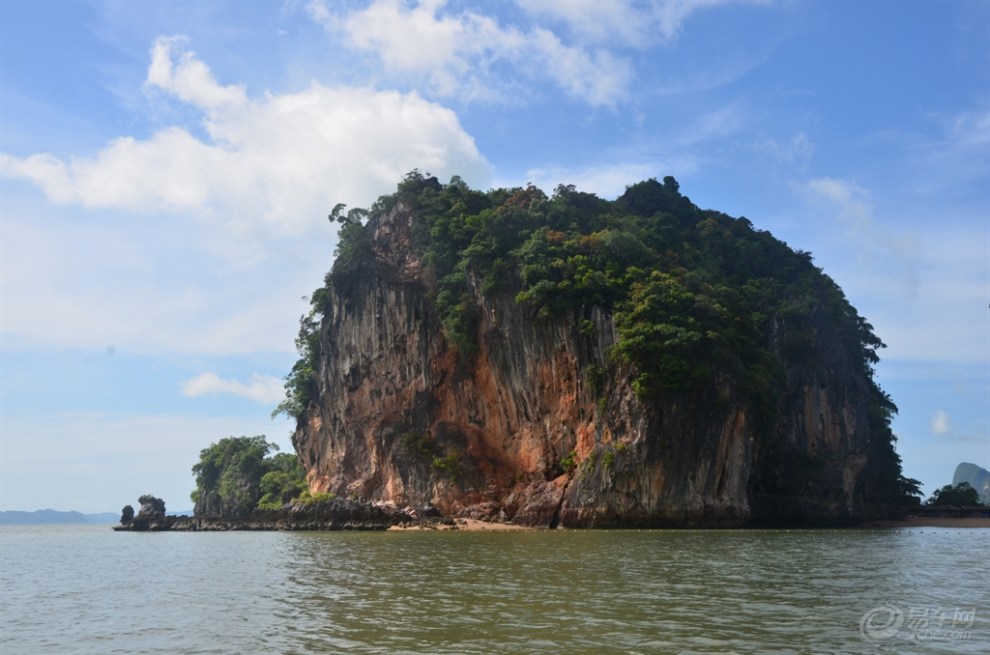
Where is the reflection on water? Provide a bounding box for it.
[1,525,987,654]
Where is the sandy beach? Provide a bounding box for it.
[388,518,534,531]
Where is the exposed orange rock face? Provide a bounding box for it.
[291,204,884,527]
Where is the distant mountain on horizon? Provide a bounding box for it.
[952,462,990,504]
[0,509,119,525]
[0,508,195,525]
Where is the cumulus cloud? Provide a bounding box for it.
[926,410,984,444]
[805,177,871,226]
[342,0,480,73]
[181,372,285,404]
[0,35,493,356]
[146,35,247,110]
[312,0,632,107]
[929,409,951,435]
[1,36,490,236]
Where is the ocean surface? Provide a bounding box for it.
[1,524,987,654]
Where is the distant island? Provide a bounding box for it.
[1,507,196,525]
[0,509,120,525]
[952,462,990,505]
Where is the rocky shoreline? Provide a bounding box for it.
[112,496,935,532]
[113,498,438,532]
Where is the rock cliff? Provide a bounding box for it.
[287,175,908,527]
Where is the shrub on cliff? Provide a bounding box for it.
[257,452,309,510]
[272,312,320,421]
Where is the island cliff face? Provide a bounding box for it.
[289,175,905,527]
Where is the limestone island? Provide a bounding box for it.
[118,174,925,532]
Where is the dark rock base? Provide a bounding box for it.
[114,499,414,532]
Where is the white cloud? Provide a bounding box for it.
[806,177,869,219]
[146,35,247,110]
[517,0,649,46]
[0,36,492,357]
[1,36,490,237]
[519,158,699,199]
[181,372,285,404]
[343,0,474,73]
[673,105,747,147]
[528,28,633,107]
[753,132,814,164]
[804,177,920,294]
[517,0,728,47]
[915,109,990,190]
[304,0,334,30]
[316,0,632,107]
[804,178,903,244]
[929,409,951,435]
[937,109,990,156]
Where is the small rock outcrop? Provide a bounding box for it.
[118,494,168,531]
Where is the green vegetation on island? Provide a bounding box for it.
[926,482,984,507]
[190,435,317,518]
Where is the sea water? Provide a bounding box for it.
[1,524,986,654]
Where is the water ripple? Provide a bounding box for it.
[2,526,987,654]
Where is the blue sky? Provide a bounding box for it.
[1,0,987,513]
